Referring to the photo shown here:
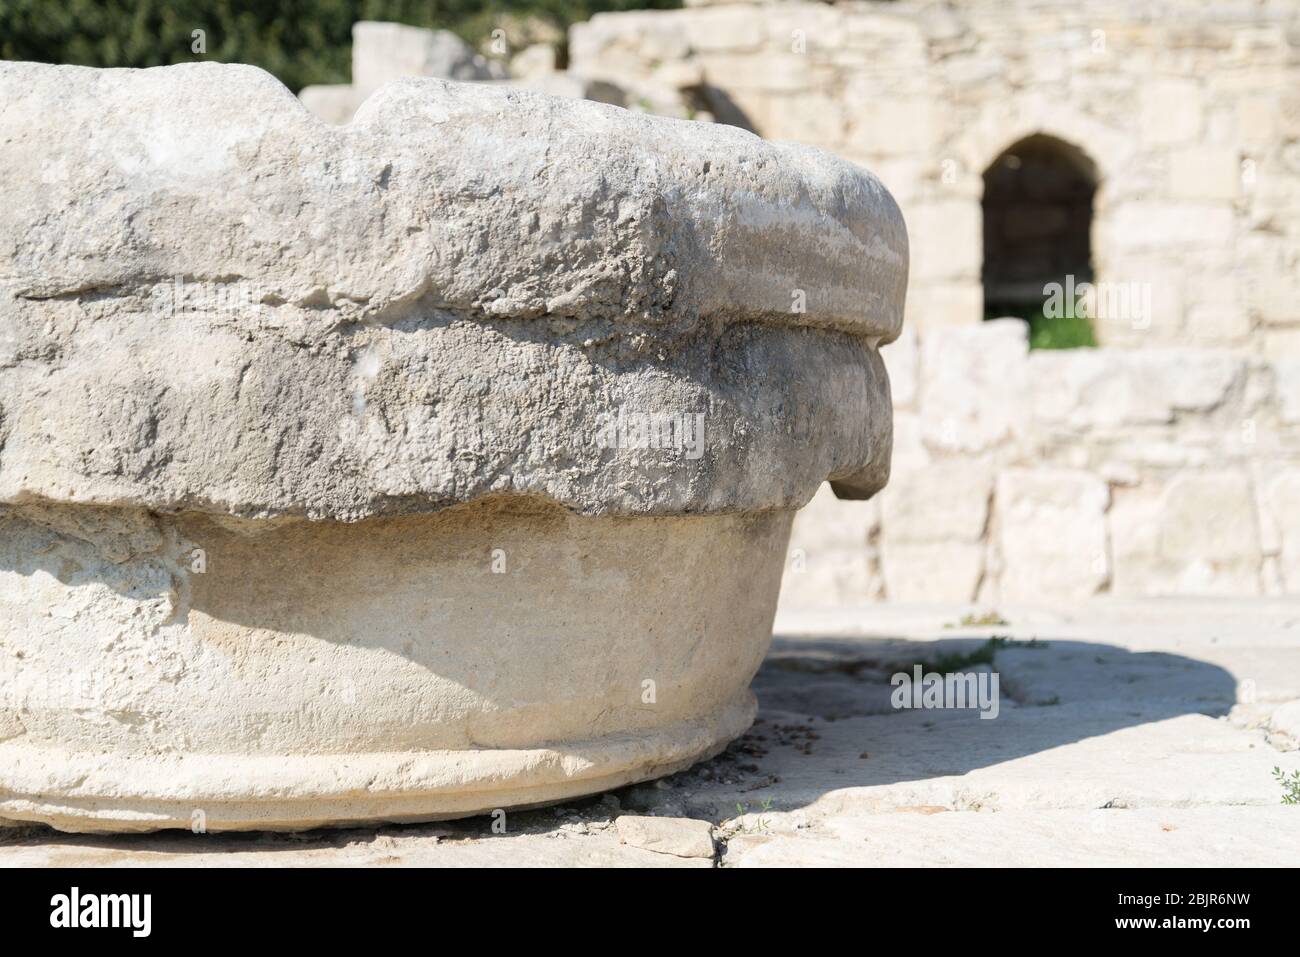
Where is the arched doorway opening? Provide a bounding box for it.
[982,134,1098,347]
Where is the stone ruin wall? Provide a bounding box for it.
[293,2,1300,604]
[570,0,1300,604]
[781,320,1300,606]
[571,0,1300,352]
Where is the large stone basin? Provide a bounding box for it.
[0,62,906,831]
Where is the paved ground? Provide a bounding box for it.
[5,599,1300,867]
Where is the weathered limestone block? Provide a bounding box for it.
[569,12,691,82]
[510,43,558,79]
[682,6,767,52]
[874,459,990,603]
[889,410,928,474]
[301,22,625,127]
[351,21,505,96]
[1255,275,1300,327]
[1265,329,1300,358]
[778,483,882,609]
[767,92,849,149]
[1184,283,1252,347]
[996,468,1110,603]
[0,62,906,832]
[1105,201,1237,256]
[1029,349,1244,431]
[1265,471,1300,593]
[906,200,981,282]
[903,282,983,332]
[1168,147,1240,201]
[1111,473,1262,597]
[880,541,984,603]
[843,94,935,158]
[298,84,365,125]
[762,3,850,53]
[1139,78,1204,147]
[920,320,1028,454]
[1277,360,1300,425]
[696,52,817,95]
[882,461,992,545]
[615,814,715,859]
[304,74,629,128]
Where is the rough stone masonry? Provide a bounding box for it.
[564,0,1300,605]
[295,3,1300,605]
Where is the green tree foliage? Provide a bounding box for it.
[0,0,680,92]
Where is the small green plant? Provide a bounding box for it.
[919,641,999,674]
[911,636,992,673]
[1274,767,1300,805]
[948,610,1009,628]
[902,635,1045,677]
[733,799,774,832]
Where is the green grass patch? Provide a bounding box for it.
[901,635,1047,676]
[985,302,1097,350]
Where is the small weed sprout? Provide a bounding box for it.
[733,799,775,833]
[1274,767,1300,805]
[903,635,1042,676]
[947,610,1010,628]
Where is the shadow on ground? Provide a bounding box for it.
[0,633,1242,858]
[617,631,1245,819]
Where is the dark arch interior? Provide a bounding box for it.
[982,134,1098,324]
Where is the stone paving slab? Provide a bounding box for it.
[672,709,1292,819]
[723,807,1300,868]
[4,600,1298,868]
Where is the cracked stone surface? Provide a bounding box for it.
[615,814,715,858]
[5,599,1298,866]
[0,61,904,521]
